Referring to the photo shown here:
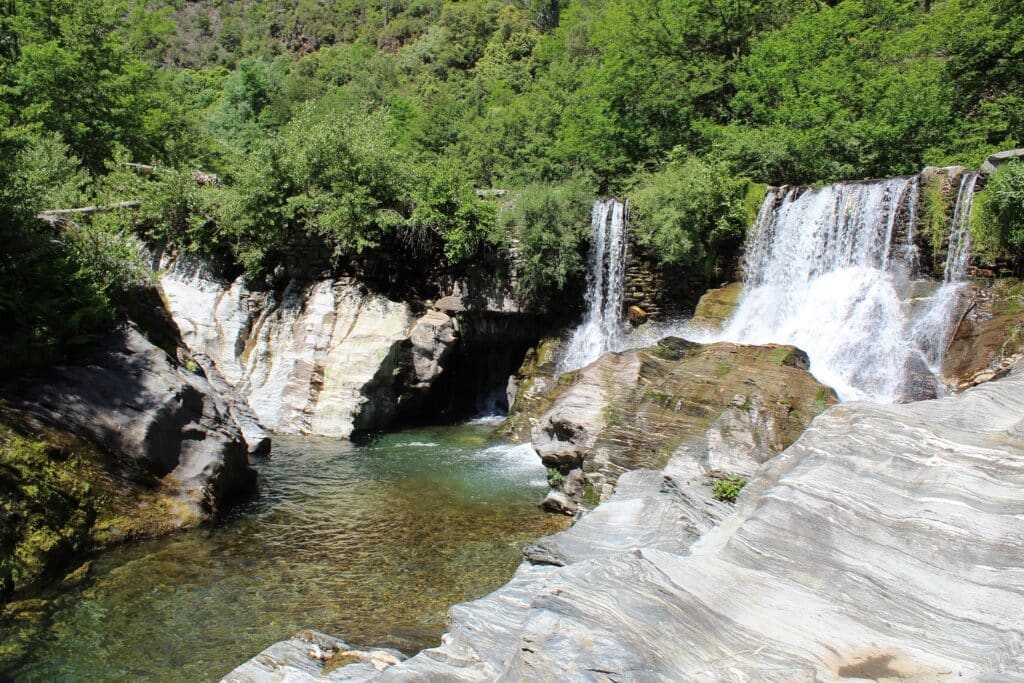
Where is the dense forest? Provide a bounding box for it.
[1,0,1022,373]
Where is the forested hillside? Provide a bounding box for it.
[1,0,1022,372]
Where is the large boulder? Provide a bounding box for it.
[7,324,256,524]
[526,338,835,501]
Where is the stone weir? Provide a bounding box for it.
[227,356,1024,681]
[147,247,539,438]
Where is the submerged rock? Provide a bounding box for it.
[7,323,256,523]
[527,340,835,500]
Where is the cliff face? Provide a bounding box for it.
[150,249,461,438]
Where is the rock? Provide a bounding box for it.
[7,324,256,522]
[363,359,1024,681]
[149,248,462,439]
[627,305,648,326]
[222,630,405,682]
[407,309,458,391]
[498,337,564,442]
[526,470,730,566]
[944,278,1024,390]
[191,352,271,457]
[539,490,577,516]
[689,282,743,332]
[981,148,1024,174]
[560,467,585,498]
[528,341,835,499]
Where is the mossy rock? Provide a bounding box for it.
[690,283,743,331]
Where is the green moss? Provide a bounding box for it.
[582,481,601,507]
[742,181,768,229]
[643,389,673,405]
[0,423,95,598]
[813,386,830,416]
[922,174,950,260]
[969,190,1002,262]
[767,346,793,365]
[714,362,732,378]
[546,467,565,487]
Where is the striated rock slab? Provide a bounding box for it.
[528,339,835,499]
[369,360,1024,681]
[149,249,459,438]
[7,324,256,523]
[223,630,406,682]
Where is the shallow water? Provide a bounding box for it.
[0,424,565,681]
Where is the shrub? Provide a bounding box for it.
[546,467,565,487]
[500,178,595,308]
[711,474,746,503]
[627,158,750,280]
[986,161,1024,252]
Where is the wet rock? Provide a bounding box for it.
[689,282,743,332]
[527,341,835,499]
[222,630,405,682]
[627,305,648,326]
[944,278,1024,390]
[539,490,577,516]
[407,309,458,391]
[8,323,256,522]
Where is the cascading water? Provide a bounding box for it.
[909,171,980,372]
[714,173,978,402]
[558,199,629,372]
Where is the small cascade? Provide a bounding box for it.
[909,171,980,373]
[558,199,629,372]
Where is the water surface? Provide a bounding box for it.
[0,424,565,681]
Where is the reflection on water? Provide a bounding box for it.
[0,424,564,682]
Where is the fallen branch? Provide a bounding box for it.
[37,201,142,224]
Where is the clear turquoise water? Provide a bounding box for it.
[0,424,565,682]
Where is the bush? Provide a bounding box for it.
[500,178,595,308]
[546,467,565,487]
[986,161,1024,252]
[711,474,746,503]
[627,158,750,279]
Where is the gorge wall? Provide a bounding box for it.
[149,247,538,438]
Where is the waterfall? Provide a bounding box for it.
[908,171,980,372]
[716,173,977,402]
[558,199,629,372]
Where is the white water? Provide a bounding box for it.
[703,175,978,401]
[559,199,629,372]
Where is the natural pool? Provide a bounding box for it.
[0,423,567,681]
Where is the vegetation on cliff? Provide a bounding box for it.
[1,0,1023,368]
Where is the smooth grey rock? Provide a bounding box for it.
[191,352,271,456]
[367,361,1024,680]
[10,324,256,520]
[981,148,1024,174]
[539,490,577,516]
[223,630,405,682]
[526,470,730,566]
